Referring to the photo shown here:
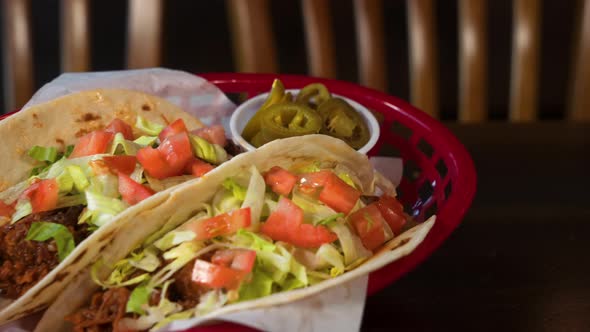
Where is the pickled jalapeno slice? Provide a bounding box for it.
[295,83,331,109]
[318,98,370,149]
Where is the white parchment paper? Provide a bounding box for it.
[4,68,403,332]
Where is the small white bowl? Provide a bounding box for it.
[230,89,380,154]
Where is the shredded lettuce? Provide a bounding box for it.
[150,242,205,287]
[235,229,275,252]
[316,244,345,277]
[11,199,32,223]
[28,146,58,163]
[296,162,322,173]
[146,175,195,192]
[151,310,193,331]
[134,135,158,147]
[315,213,344,226]
[81,191,128,227]
[56,194,86,209]
[25,222,75,261]
[109,132,140,155]
[122,283,183,331]
[189,135,227,165]
[154,230,196,251]
[212,187,242,215]
[241,166,265,231]
[329,221,372,266]
[0,180,29,204]
[337,172,356,188]
[136,116,164,136]
[56,170,74,193]
[66,165,89,192]
[129,247,161,272]
[222,178,247,201]
[238,266,274,301]
[126,282,153,314]
[195,290,228,316]
[88,173,119,198]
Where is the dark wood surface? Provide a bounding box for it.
[362,122,590,331]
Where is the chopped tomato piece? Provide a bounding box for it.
[70,130,114,158]
[349,204,387,251]
[0,201,15,218]
[188,207,251,240]
[298,170,331,192]
[191,259,245,290]
[264,166,297,196]
[212,249,256,273]
[374,195,407,235]
[186,158,214,177]
[157,132,193,175]
[261,197,337,248]
[103,155,137,175]
[261,197,303,243]
[159,119,188,141]
[23,179,59,213]
[137,147,176,179]
[318,172,360,214]
[105,118,134,140]
[191,125,227,146]
[291,223,338,248]
[118,173,154,205]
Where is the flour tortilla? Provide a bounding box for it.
[0,89,203,192]
[34,135,435,332]
[0,89,203,324]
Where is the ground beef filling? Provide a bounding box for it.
[0,205,88,299]
[67,258,206,332]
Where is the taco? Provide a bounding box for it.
[35,135,435,332]
[0,89,239,323]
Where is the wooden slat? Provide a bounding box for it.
[407,0,438,118]
[458,0,487,123]
[568,0,590,121]
[127,0,163,69]
[509,0,541,122]
[1,0,34,111]
[301,0,336,78]
[226,0,277,73]
[61,0,90,72]
[353,0,387,91]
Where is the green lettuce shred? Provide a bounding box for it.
[126,282,153,314]
[135,116,164,136]
[109,132,140,155]
[28,146,58,163]
[25,222,75,261]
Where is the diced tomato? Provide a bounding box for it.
[191,259,245,290]
[318,173,360,214]
[291,223,338,248]
[261,197,303,243]
[103,155,137,175]
[188,207,251,240]
[261,197,337,248]
[137,147,176,179]
[70,130,114,158]
[117,173,154,205]
[23,179,59,213]
[157,132,193,175]
[212,249,256,273]
[349,204,387,251]
[264,166,297,196]
[191,125,227,146]
[105,118,134,140]
[137,132,193,179]
[374,195,407,235]
[186,158,214,177]
[159,119,188,141]
[0,201,15,218]
[298,170,331,192]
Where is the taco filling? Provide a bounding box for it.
[67,163,407,332]
[0,117,238,299]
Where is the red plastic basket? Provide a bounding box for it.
[0,73,476,331]
[192,73,477,332]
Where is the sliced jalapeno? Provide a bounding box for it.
[242,79,286,140]
[318,98,370,149]
[249,103,322,147]
[296,83,331,109]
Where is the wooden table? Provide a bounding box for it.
[362,123,590,331]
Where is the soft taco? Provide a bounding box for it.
[35,135,435,332]
[0,89,239,323]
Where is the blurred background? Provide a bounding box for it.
[0,0,587,121]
